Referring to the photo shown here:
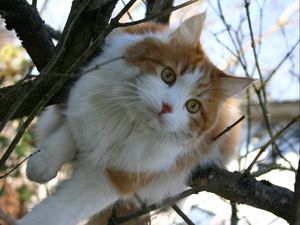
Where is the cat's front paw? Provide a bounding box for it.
[26,149,60,183]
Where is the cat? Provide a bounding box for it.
[17,13,255,225]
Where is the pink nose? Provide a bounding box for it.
[159,102,173,115]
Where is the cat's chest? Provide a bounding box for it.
[68,104,186,172]
[77,116,185,172]
[110,132,185,172]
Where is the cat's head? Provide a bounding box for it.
[115,13,254,137]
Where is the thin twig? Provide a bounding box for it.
[113,0,137,22]
[121,0,134,21]
[116,0,199,27]
[251,164,293,177]
[215,0,241,59]
[244,0,279,160]
[212,32,240,60]
[0,150,41,179]
[230,202,239,225]
[246,113,300,172]
[212,115,245,141]
[82,56,125,74]
[264,39,300,85]
[171,204,196,225]
[245,89,252,168]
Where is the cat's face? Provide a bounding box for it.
[106,14,254,138]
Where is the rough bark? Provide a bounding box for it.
[0,0,119,121]
[293,159,300,225]
[146,0,174,24]
[190,166,294,223]
[111,166,294,224]
[0,0,55,70]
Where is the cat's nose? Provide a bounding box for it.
[159,102,173,115]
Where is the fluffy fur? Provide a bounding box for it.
[18,13,254,225]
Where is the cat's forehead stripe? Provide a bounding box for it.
[125,38,206,79]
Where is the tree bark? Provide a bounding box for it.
[0,0,55,70]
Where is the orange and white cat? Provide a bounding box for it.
[18,13,254,225]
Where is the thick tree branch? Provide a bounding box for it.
[112,167,294,224]
[0,0,55,70]
[190,167,294,223]
[146,0,174,24]
[293,159,300,225]
[0,0,119,120]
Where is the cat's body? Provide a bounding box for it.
[18,13,254,225]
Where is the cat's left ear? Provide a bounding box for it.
[218,74,257,98]
[169,12,206,47]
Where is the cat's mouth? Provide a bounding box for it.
[142,107,174,131]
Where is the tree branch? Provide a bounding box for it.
[246,113,300,172]
[0,0,55,70]
[111,166,294,224]
[146,0,174,24]
[293,159,300,225]
[190,167,294,224]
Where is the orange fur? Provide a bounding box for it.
[122,22,167,35]
[86,201,150,225]
[106,168,156,196]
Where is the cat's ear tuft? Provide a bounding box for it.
[219,74,257,98]
[169,12,206,47]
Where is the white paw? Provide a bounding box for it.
[26,149,60,183]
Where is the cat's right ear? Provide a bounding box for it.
[169,12,206,47]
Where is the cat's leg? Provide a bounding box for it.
[35,105,65,143]
[17,167,119,225]
[27,122,75,183]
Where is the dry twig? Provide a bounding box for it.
[246,113,300,172]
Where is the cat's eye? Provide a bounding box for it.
[186,99,201,113]
[161,67,176,85]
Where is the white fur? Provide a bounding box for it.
[18,25,232,225]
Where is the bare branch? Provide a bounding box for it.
[116,0,199,27]
[212,115,245,141]
[293,159,300,225]
[146,0,174,24]
[246,113,300,172]
[0,149,40,179]
[0,0,55,69]
[264,39,300,85]
[171,204,196,225]
[111,167,294,224]
[230,202,238,225]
